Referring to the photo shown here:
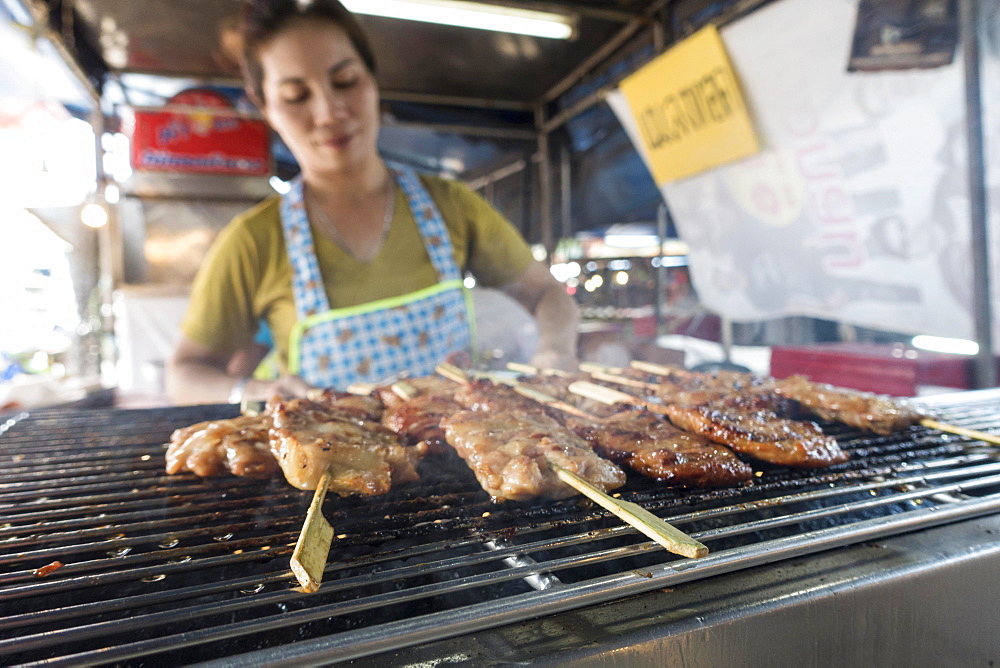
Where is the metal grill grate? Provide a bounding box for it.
[2,390,1000,665]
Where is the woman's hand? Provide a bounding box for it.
[243,373,314,403]
[529,349,578,373]
[167,335,315,405]
[501,261,580,372]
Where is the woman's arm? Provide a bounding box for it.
[500,260,579,371]
[165,335,313,405]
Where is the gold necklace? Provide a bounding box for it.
[306,178,395,262]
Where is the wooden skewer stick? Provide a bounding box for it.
[290,469,335,593]
[506,362,571,377]
[239,392,332,591]
[240,396,264,417]
[579,361,628,375]
[589,370,660,392]
[512,385,594,419]
[629,360,694,377]
[920,418,1000,447]
[569,380,667,415]
[436,364,706,558]
[436,362,470,385]
[548,461,708,558]
[515,384,707,558]
[391,380,420,402]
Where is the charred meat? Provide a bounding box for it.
[568,409,754,487]
[663,396,849,468]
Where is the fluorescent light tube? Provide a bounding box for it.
[911,335,979,356]
[341,0,576,39]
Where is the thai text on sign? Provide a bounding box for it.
[618,24,759,183]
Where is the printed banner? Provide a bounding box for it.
[618,24,760,183]
[129,88,270,176]
[610,0,991,342]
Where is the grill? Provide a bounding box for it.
[3,389,1000,665]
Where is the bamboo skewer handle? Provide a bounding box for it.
[391,380,420,401]
[290,471,335,593]
[515,386,706,559]
[507,362,571,377]
[512,385,595,420]
[436,362,470,385]
[589,371,660,391]
[921,418,1000,447]
[439,367,705,558]
[629,360,692,377]
[547,461,708,558]
[569,380,667,415]
[579,361,627,375]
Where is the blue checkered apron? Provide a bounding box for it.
[280,163,473,389]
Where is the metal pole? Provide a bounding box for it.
[559,141,572,246]
[535,105,554,258]
[961,0,996,388]
[655,203,668,338]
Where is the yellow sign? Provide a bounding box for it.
[619,24,760,183]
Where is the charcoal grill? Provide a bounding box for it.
[2,389,1000,665]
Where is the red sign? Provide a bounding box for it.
[129,88,271,176]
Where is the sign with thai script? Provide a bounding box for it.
[618,24,759,183]
[609,0,987,342]
[129,88,270,176]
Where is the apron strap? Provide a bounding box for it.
[280,163,464,322]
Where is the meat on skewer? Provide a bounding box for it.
[660,396,849,468]
[377,377,463,453]
[570,380,849,469]
[166,414,280,478]
[442,379,626,501]
[625,361,921,435]
[772,375,925,435]
[373,376,458,409]
[516,372,630,419]
[566,409,754,487]
[307,388,386,426]
[510,380,755,488]
[268,396,425,494]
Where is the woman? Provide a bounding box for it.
[165,0,578,405]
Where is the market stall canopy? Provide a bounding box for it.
[32,0,668,112]
[18,0,763,230]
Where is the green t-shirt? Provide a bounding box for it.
[181,174,534,372]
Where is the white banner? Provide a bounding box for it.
[610,0,989,341]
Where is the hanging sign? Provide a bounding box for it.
[129,88,270,177]
[618,24,760,183]
[609,0,978,342]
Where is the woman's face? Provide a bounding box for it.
[257,18,380,178]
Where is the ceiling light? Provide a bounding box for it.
[342,0,577,39]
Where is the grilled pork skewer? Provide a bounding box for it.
[273,391,425,593]
[438,366,707,558]
[570,381,849,468]
[771,375,925,435]
[376,377,463,454]
[513,385,753,488]
[627,361,925,436]
[268,396,423,494]
[440,376,626,501]
[165,414,279,478]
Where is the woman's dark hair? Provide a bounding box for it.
[239,0,377,105]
